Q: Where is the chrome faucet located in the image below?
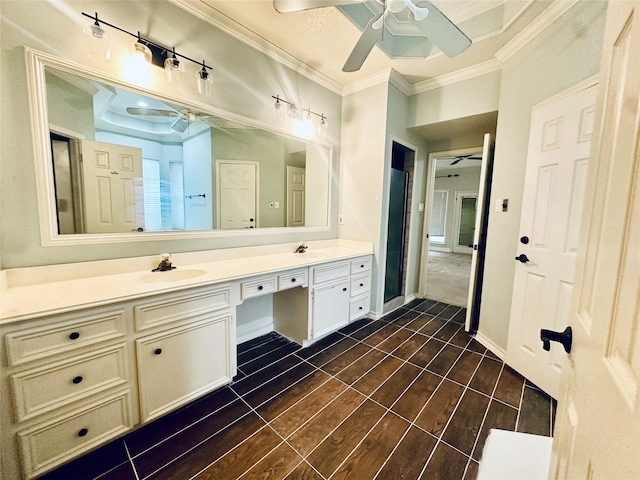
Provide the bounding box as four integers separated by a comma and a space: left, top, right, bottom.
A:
293, 243, 308, 254
152, 253, 176, 272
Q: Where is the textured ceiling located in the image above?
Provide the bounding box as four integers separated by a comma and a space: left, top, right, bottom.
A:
180, 0, 553, 88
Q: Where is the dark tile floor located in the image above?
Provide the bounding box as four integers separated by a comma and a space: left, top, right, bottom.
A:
41, 299, 556, 480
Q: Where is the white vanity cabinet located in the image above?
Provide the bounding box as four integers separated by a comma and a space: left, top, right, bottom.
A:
0, 283, 237, 479
133, 284, 236, 423
0, 306, 134, 479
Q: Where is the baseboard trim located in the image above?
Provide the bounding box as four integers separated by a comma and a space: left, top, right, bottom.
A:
475, 331, 506, 361
237, 323, 274, 345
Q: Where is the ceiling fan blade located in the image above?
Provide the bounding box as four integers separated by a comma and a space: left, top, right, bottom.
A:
273, 0, 365, 13
415, 1, 471, 57
450, 158, 463, 165
342, 13, 384, 72
126, 107, 180, 117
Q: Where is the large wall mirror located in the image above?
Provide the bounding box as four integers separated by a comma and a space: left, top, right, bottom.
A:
27, 49, 332, 246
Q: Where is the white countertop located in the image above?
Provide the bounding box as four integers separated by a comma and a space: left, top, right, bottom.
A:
0, 240, 373, 324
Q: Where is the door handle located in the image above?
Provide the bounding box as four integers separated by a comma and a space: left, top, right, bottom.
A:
515, 254, 529, 263
540, 327, 572, 353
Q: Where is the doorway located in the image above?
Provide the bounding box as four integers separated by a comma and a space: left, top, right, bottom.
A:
420, 134, 493, 331
383, 141, 415, 309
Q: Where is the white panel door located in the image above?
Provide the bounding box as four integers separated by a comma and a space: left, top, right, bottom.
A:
506, 82, 597, 398
286, 166, 305, 227
218, 162, 257, 230
80, 140, 144, 233
551, 2, 640, 478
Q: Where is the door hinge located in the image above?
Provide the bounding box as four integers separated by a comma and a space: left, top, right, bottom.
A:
473, 244, 478, 250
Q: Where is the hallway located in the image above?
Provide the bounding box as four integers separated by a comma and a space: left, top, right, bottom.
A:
42, 299, 555, 480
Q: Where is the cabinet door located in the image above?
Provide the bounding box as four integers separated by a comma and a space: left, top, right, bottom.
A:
136, 314, 233, 422
312, 280, 350, 339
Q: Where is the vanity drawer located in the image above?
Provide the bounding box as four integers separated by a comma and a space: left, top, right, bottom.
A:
278, 269, 308, 291
350, 295, 370, 321
4, 308, 126, 367
11, 344, 128, 422
312, 261, 350, 285
17, 389, 133, 479
350, 273, 371, 298
350, 256, 372, 275
135, 285, 231, 332
241, 275, 278, 300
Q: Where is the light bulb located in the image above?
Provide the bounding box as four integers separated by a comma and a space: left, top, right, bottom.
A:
196, 66, 212, 96
131, 41, 152, 69
317, 114, 328, 138
83, 19, 111, 63
164, 50, 185, 86
287, 104, 300, 120
271, 98, 284, 123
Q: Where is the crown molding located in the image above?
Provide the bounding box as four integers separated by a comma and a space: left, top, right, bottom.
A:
169, 0, 343, 95
496, 0, 580, 63
410, 59, 502, 95
342, 69, 392, 96
389, 69, 413, 96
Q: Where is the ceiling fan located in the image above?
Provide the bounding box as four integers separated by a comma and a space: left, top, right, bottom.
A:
125, 107, 233, 135
446, 154, 482, 166
273, 0, 471, 72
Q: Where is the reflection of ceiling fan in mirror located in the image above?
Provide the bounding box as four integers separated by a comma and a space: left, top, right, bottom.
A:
125, 107, 232, 135
273, 0, 471, 72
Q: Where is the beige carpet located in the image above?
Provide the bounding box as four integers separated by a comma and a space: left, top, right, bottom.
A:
425, 250, 472, 307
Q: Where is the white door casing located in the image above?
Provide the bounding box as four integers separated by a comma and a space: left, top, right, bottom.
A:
80, 140, 144, 233
464, 133, 492, 332
506, 81, 597, 399
551, 2, 640, 478
216, 161, 258, 230
286, 166, 305, 227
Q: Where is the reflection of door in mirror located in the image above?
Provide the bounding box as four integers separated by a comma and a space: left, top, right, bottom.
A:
286, 166, 305, 227
454, 193, 478, 253
217, 161, 257, 229
80, 140, 144, 233
429, 190, 448, 244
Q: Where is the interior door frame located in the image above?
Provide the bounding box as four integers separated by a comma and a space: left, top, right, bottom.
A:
215, 159, 260, 230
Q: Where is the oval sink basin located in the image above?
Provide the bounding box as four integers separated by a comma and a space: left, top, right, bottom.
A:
142, 269, 207, 284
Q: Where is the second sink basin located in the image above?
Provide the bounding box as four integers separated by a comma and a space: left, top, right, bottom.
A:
142, 269, 207, 284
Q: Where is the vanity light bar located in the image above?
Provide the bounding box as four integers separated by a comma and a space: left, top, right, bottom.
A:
271, 95, 327, 123
81, 12, 213, 72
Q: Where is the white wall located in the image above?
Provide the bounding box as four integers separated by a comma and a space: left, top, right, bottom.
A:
478, 0, 606, 350
0, 0, 342, 268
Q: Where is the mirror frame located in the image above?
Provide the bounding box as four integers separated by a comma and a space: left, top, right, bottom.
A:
26, 48, 334, 246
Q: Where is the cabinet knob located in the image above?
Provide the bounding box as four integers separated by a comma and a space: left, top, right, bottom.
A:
359, 306, 363, 310
258, 285, 264, 291
154, 348, 162, 355
360, 283, 364, 287
291, 278, 296, 282
69, 332, 80, 340
72, 376, 83, 384
343, 287, 347, 292
360, 264, 364, 268
78, 428, 88, 437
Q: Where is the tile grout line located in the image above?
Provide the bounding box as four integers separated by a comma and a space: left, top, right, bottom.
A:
514, 372, 528, 432
461, 362, 506, 478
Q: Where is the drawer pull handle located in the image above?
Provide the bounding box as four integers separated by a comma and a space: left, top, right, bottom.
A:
258, 285, 264, 291
69, 332, 80, 340
291, 278, 296, 282
72, 376, 83, 384
78, 428, 88, 437
154, 348, 162, 355
343, 287, 347, 292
